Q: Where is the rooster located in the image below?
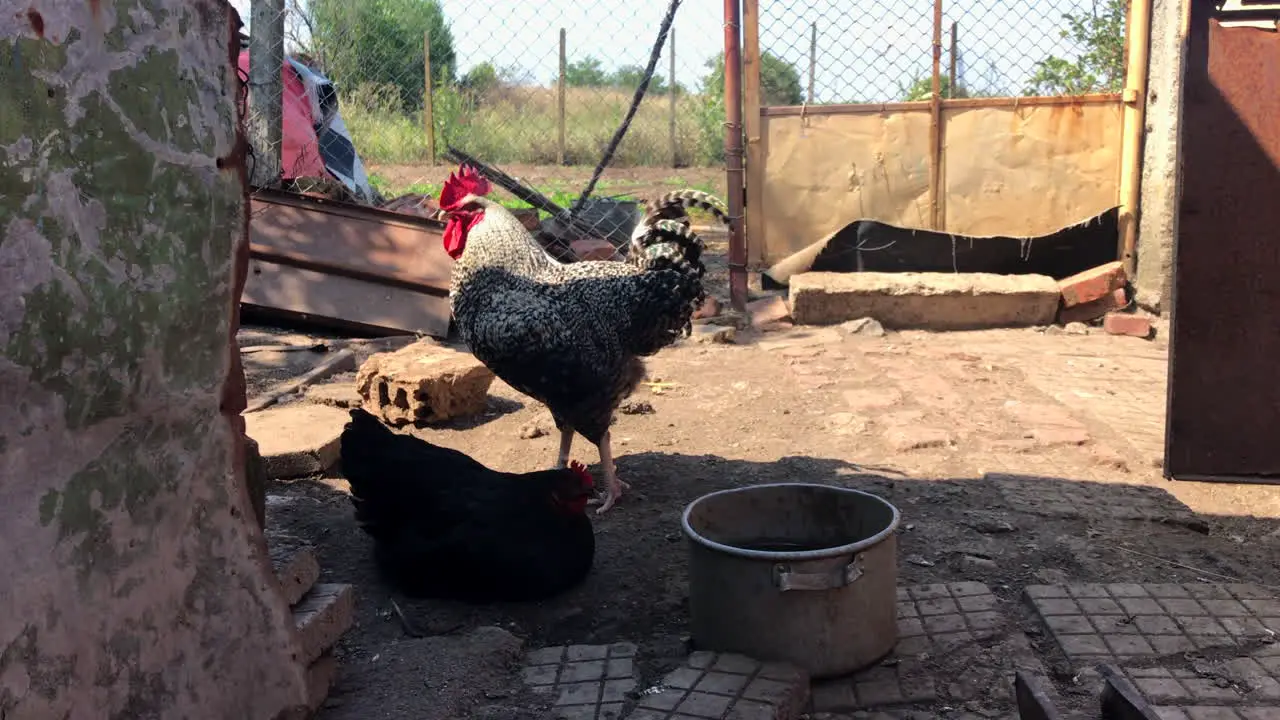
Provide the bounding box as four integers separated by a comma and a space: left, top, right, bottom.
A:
339, 408, 596, 602
439, 165, 729, 513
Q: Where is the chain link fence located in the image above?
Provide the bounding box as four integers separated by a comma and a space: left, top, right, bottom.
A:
233, 0, 730, 264
759, 0, 1127, 105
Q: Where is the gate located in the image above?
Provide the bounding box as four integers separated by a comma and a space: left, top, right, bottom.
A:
1166, 0, 1280, 481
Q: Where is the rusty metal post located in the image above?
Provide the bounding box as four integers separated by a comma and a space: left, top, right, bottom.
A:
927, 0, 944, 230
724, 0, 748, 311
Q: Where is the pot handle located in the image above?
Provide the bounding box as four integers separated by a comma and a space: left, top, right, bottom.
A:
772, 555, 864, 592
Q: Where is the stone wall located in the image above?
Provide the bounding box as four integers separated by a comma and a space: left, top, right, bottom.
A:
0, 1, 309, 718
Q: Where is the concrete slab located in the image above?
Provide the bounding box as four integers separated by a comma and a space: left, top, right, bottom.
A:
788, 271, 1061, 329
629, 651, 809, 720
243, 404, 350, 478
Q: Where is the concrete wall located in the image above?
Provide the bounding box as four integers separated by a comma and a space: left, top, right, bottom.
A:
0, 2, 310, 718
1135, 0, 1190, 313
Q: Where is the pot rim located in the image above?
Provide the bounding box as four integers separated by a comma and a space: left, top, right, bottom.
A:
681, 483, 901, 562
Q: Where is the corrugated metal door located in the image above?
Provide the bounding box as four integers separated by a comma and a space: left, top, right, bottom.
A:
1166, 1, 1280, 481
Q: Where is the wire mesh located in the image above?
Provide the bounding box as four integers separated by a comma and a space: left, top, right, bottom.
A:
232, 0, 730, 263
758, 0, 1128, 105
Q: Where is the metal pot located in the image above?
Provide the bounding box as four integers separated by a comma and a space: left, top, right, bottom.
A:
681, 483, 901, 678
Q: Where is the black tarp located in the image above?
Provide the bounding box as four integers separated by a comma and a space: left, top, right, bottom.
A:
762, 206, 1120, 289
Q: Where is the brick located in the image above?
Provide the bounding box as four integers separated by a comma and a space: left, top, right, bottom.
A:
305, 652, 338, 713
571, 238, 616, 260
355, 342, 496, 425
747, 295, 792, 328
693, 296, 721, 319
523, 664, 558, 686
511, 208, 541, 231
601, 678, 635, 703
267, 530, 320, 607
1059, 286, 1128, 323
1103, 312, 1154, 338
1058, 261, 1127, 307
555, 681, 600, 706
293, 583, 355, 666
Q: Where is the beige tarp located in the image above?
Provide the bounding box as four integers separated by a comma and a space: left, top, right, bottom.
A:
749, 100, 1124, 265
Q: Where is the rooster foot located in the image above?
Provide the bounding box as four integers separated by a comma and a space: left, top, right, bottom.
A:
588, 477, 630, 514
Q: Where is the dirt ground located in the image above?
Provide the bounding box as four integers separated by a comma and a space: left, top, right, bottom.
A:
244, 248, 1280, 718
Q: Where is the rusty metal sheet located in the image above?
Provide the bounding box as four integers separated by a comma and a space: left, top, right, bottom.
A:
244, 189, 454, 337
1166, 4, 1280, 481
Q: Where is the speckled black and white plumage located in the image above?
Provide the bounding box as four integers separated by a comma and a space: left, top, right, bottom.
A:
448, 189, 729, 449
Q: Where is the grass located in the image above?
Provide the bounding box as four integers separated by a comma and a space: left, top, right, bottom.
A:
342, 82, 726, 168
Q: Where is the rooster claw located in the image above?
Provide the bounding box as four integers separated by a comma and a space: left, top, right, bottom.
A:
587, 478, 629, 514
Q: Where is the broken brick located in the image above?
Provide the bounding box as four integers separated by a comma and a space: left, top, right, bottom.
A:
693, 296, 721, 319
571, 239, 616, 261
1058, 261, 1126, 307
1059, 287, 1127, 324
1103, 312, 1153, 339
747, 295, 791, 328
511, 208, 541, 231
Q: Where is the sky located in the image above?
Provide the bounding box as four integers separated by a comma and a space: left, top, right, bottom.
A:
229, 0, 1095, 104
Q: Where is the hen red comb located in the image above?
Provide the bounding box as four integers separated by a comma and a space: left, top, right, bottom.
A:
438, 164, 492, 210
567, 460, 594, 489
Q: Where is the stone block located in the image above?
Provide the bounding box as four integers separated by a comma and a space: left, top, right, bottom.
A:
788, 271, 1061, 329
355, 340, 495, 425
244, 404, 350, 478
293, 583, 356, 666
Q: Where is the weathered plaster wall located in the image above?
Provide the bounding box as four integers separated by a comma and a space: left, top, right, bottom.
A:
1135, 0, 1190, 313
0, 1, 309, 718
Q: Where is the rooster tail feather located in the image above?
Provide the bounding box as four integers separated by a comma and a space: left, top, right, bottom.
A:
641, 189, 730, 228
628, 220, 706, 278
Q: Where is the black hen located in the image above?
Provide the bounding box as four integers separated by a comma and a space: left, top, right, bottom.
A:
338, 408, 596, 603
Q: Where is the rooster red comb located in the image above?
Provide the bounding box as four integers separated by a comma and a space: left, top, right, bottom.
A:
567, 460, 594, 490
438, 164, 492, 210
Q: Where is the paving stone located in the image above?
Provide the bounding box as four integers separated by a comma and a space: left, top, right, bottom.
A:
1027, 582, 1280, 712
986, 473, 1210, 532
633, 652, 808, 720
523, 643, 639, 718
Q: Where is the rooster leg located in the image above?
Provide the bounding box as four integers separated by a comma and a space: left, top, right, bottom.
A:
590, 430, 631, 514
556, 427, 574, 468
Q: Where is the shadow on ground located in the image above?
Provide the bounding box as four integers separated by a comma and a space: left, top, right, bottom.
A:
266, 451, 1280, 719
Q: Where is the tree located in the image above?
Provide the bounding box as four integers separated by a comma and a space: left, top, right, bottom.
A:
1025, 0, 1126, 96
564, 57, 609, 87
700, 51, 803, 106
900, 74, 969, 101
460, 62, 500, 95
610, 65, 671, 94
309, 0, 456, 109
